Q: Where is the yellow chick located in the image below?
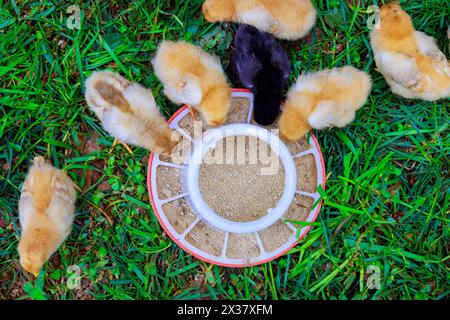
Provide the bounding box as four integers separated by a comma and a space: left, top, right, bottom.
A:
202, 0, 316, 40
370, 2, 450, 101
18, 157, 76, 276
279, 66, 372, 141
85, 71, 178, 156
152, 41, 232, 126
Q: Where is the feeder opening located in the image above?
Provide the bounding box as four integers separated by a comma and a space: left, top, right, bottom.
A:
198, 135, 285, 222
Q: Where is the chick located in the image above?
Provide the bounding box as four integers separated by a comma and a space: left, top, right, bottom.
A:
85, 71, 178, 156
279, 66, 372, 141
18, 157, 76, 276
202, 0, 317, 40
152, 41, 232, 126
233, 24, 290, 125
370, 2, 450, 101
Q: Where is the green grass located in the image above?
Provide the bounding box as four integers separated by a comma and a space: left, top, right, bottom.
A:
0, 0, 449, 300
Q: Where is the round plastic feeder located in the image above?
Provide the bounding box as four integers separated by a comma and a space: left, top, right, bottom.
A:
148, 89, 326, 267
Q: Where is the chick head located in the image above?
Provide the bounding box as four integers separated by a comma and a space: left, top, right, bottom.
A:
18, 235, 51, 276
205, 113, 228, 127
18, 223, 63, 276
154, 130, 182, 157
202, 0, 235, 22
201, 86, 232, 127
380, 2, 414, 34
278, 103, 310, 142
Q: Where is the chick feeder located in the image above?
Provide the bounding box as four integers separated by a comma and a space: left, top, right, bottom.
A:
147, 89, 326, 267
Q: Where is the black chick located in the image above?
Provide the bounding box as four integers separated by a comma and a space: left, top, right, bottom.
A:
232, 24, 291, 126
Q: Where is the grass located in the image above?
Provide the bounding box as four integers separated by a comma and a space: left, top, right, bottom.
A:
0, 0, 449, 300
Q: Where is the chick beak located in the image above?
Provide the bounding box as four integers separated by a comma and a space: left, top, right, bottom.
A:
32, 272, 39, 277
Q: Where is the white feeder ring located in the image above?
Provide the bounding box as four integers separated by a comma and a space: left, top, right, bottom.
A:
186, 124, 297, 234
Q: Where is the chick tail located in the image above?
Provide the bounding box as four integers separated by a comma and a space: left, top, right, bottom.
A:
336, 67, 372, 111
51, 173, 76, 201
202, 0, 236, 22
165, 73, 203, 106
265, 0, 317, 40
351, 70, 372, 109
85, 71, 132, 114
289, 0, 317, 40
308, 100, 347, 129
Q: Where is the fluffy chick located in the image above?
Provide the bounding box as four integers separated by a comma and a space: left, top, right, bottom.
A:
202, 0, 316, 40
370, 2, 450, 101
233, 24, 290, 125
85, 71, 177, 155
279, 66, 372, 141
18, 157, 76, 276
152, 41, 232, 126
